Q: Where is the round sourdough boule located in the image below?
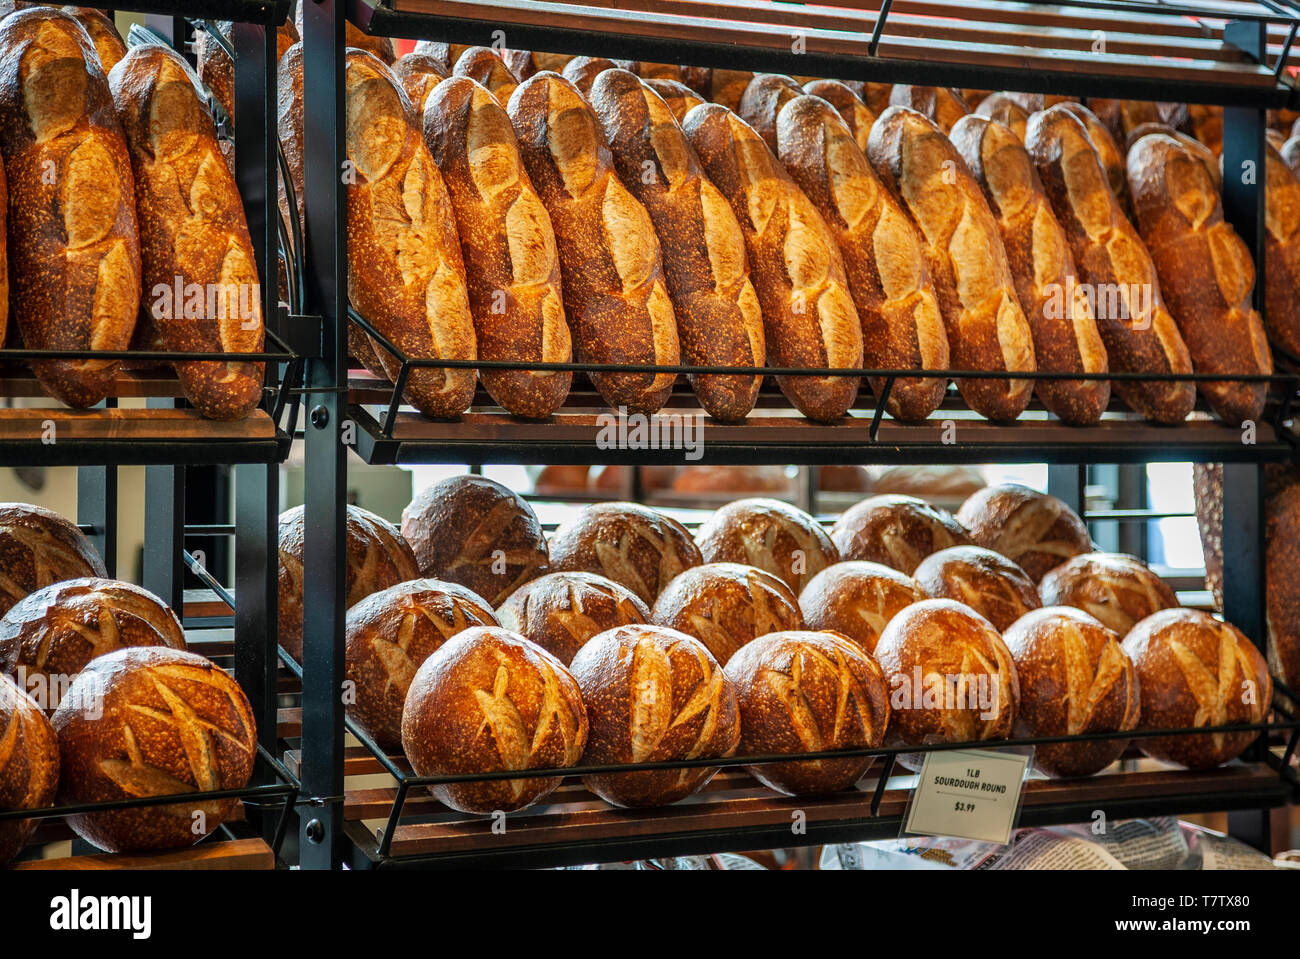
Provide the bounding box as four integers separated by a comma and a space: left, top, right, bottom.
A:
495, 570, 649, 665
0, 674, 59, 863
0, 502, 107, 618
798, 561, 925, 654
1002, 606, 1140, 778
724, 630, 889, 795
956, 483, 1093, 583
401, 475, 549, 608
913, 546, 1041, 631
694, 498, 839, 595
345, 579, 498, 751
1123, 609, 1271, 769
568, 623, 739, 807
51, 646, 258, 853
830, 495, 973, 575
278, 504, 420, 662
548, 503, 701, 605
650, 563, 803, 665
1039, 552, 1178, 636
873, 599, 1020, 768
0, 578, 187, 713
401, 626, 587, 813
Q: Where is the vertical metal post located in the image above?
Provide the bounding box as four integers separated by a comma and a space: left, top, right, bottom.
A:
143, 462, 185, 611
299, 0, 348, 871
77, 466, 118, 579
1046, 464, 1085, 518
1223, 19, 1268, 317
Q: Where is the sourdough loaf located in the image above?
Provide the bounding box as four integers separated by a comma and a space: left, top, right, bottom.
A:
496, 570, 649, 665
694, 497, 839, 594
0, 503, 106, 618
830, 494, 973, 574
0, 674, 57, 862
1038, 552, 1178, 636
797, 560, 924, 654
913, 545, 1042, 631
956, 483, 1093, 582
650, 562, 802, 664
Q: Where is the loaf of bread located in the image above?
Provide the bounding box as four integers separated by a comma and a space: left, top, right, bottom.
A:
830, 494, 972, 574
413, 40, 470, 73
0, 674, 58, 863
867, 107, 1036, 421
1185, 103, 1223, 155
873, 599, 1019, 767
1038, 552, 1177, 636
645, 77, 705, 122
956, 483, 1093, 583
845, 81, 892, 116
632, 61, 684, 82
345, 579, 497, 751
52, 646, 257, 851
914, 546, 1041, 631
422, 76, 572, 418
684, 103, 863, 421
687, 67, 753, 112
1087, 98, 1160, 144
568, 623, 739, 806
0, 503, 106, 618
62, 6, 124, 73
801, 80, 876, 150
560, 56, 621, 97
1003, 606, 1140, 777
737, 73, 803, 153
589, 70, 764, 421
961, 89, 993, 109
1054, 101, 1130, 213
1127, 132, 1271, 425
496, 570, 649, 665
797, 560, 923, 654
1026, 106, 1195, 423
650, 562, 802, 664
818, 464, 872, 493
975, 93, 1029, 140
345, 50, 478, 417
870, 465, 986, 501
950, 114, 1110, 425
110, 45, 266, 421
403, 626, 588, 814
695, 498, 839, 594
724, 629, 889, 795
297, 4, 393, 62
778, 95, 949, 422
888, 85, 969, 133
452, 46, 518, 105
1263, 143, 1300, 359
500, 49, 573, 82
277, 504, 420, 662
548, 502, 701, 604
0, 8, 142, 408
1123, 608, 1271, 769
195, 18, 297, 130
1266, 483, 1300, 690
509, 72, 680, 414
392, 51, 449, 113
1125, 123, 1220, 192
669, 464, 788, 494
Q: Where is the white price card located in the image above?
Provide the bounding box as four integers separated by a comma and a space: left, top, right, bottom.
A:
903, 748, 1032, 845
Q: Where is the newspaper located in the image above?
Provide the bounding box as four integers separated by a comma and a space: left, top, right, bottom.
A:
979, 830, 1126, 870
1184, 826, 1279, 871
1049, 816, 1190, 870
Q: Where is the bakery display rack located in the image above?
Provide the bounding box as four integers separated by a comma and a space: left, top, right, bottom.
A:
277, 0, 1300, 868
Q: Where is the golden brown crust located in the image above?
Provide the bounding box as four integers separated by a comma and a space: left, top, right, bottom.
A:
1127, 132, 1271, 425
195, 18, 297, 130
650, 562, 802, 664
956, 483, 1093, 583
1025, 105, 1195, 423
644, 77, 704, 123
724, 629, 889, 795
1263, 143, 1300, 358
110, 45, 265, 421
345, 578, 497, 751
391, 51, 449, 115
867, 106, 1035, 421
0, 674, 58, 862
590, 69, 764, 421
1123, 608, 1271, 769
950, 114, 1109, 425
1003, 606, 1140, 777
888, 85, 969, 134
569, 623, 738, 807
500, 49, 574, 83
975, 93, 1030, 141
496, 570, 649, 665
0, 8, 142, 408
1266, 483, 1300, 690
51, 646, 257, 852
1039, 552, 1178, 636
801, 80, 877, 151
559, 56, 620, 98
829, 494, 973, 575
845, 81, 892, 116
422, 76, 572, 418
797, 560, 924, 654
0, 502, 106, 618
451, 46, 517, 106
708, 69, 755, 113
694, 497, 839, 595
683, 103, 862, 422
548, 502, 701, 605
736, 73, 802, 153
631, 61, 684, 83
412, 41, 470, 74
779, 95, 949, 421
61, 6, 123, 73
1087, 97, 1160, 145
1054, 101, 1130, 212
1185, 103, 1223, 156
913, 545, 1041, 631
508, 72, 680, 413
401, 626, 588, 814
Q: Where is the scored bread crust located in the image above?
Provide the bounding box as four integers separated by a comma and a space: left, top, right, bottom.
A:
0, 675, 59, 863
500, 49, 575, 84
736, 72, 802, 153
1264, 143, 1300, 359
495, 570, 650, 666
195, 17, 297, 132
683, 102, 862, 422
1025, 105, 1195, 424
422, 76, 572, 419
589, 69, 764, 422
951, 114, 1109, 425
507, 72, 680, 414
412, 40, 470, 74
1056, 102, 1131, 213
801, 79, 877, 151
0, 8, 142, 408
913, 545, 1042, 632
888, 85, 970, 134
956, 483, 1093, 583
975, 93, 1030, 141
866, 106, 1036, 422
345, 49, 478, 418
829, 494, 973, 575
644, 77, 705, 123
797, 560, 924, 655
1127, 132, 1271, 425
779, 94, 949, 422
1038, 551, 1178, 636
391, 51, 449, 115
0, 502, 107, 618
451, 46, 518, 106
560, 56, 621, 98
694, 496, 840, 595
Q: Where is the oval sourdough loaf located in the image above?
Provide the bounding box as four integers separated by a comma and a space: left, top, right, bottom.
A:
0, 503, 106, 618
496, 570, 649, 665
0, 674, 58, 862
650, 562, 802, 664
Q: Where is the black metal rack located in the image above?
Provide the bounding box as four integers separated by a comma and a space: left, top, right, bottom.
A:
291, 0, 1300, 869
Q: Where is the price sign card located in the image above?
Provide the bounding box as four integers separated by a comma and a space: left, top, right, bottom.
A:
903, 748, 1032, 845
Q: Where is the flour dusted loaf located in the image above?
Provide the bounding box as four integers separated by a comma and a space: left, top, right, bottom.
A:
736, 72, 802, 153
1038, 552, 1178, 636
802, 80, 877, 150
508, 72, 680, 414
452, 46, 518, 106
52, 646, 257, 852
694, 497, 839, 595
0, 674, 58, 862
569, 623, 739, 806
650, 562, 802, 664
496, 570, 649, 665
422, 76, 572, 419
956, 483, 1093, 583
797, 560, 924, 654
975, 93, 1029, 140
0, 8, 142, 408
62, 6, 124, 73
0, 503, 106, 618
724, 629, 889, 795
391, 51, 449, 113
889, 85, 969, 133
829, 494, 972, 575
401, 626, 587, 813
500, 49, 574, 83
645, 77, 704, 122
913, 546, 1041, 631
